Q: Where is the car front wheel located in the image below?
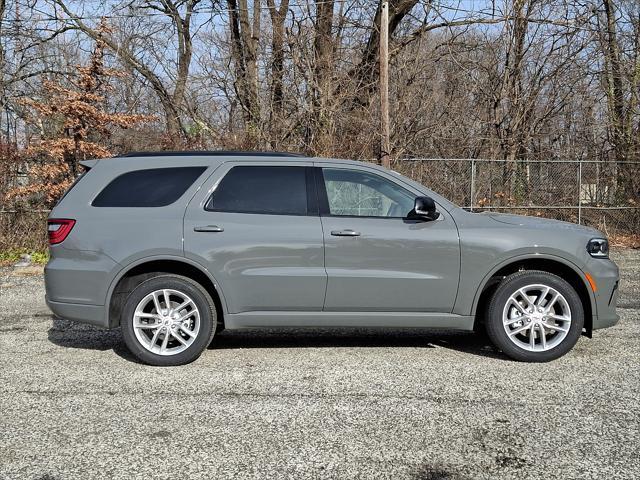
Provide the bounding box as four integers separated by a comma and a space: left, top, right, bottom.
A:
121, 274, 216, 366
485, 270, 584, 362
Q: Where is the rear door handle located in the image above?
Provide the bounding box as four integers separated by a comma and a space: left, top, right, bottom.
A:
194, 225, 224, 233
331, 229, 361, 237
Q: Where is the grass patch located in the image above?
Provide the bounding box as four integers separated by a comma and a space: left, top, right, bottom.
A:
0, 249, 49, 266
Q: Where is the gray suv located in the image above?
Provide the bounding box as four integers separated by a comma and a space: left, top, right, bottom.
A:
45, 152, 619, 366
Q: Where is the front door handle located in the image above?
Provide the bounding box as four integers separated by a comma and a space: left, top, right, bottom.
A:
194, 225, 224, 233
331, 229, 361, 237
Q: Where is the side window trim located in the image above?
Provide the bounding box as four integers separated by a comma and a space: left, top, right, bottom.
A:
204, 165, 318, 217
314, 166, 330, 216
305, 167, 319, 216
314, 166, 416, 219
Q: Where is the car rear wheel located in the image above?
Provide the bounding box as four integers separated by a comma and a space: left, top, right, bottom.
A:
485, 270, 584, 362
121, 274, 216, 366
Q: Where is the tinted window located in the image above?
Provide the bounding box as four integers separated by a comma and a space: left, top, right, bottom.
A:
322, 168, 415, 217
206, 166, 309, 215
93, 167, 206, 207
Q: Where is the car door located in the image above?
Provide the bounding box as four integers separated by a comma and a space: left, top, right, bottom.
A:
316, 164, 460, 313
184, 162, 326, 313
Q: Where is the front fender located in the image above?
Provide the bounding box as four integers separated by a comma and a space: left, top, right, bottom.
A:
454, 250, 595, 318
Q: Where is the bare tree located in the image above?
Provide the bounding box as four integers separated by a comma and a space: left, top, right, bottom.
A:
349, 0, 419, 108
53, 0, 201, 140
311, 0, 335, 154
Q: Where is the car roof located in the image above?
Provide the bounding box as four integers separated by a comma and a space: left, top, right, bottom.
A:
86, 151, 373, 169
114, 150, 305, 158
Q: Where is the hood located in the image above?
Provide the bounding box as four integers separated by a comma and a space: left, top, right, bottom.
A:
482, 212, 602, 235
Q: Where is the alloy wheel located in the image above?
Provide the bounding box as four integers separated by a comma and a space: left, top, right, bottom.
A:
132, 288, 201, 356
502, 283, 572, 352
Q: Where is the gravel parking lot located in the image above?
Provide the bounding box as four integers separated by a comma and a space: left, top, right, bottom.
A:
0, 250, 638, 480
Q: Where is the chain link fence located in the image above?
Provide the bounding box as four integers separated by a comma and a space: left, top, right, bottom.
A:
395, 159, 640, 237
1, 158, 639, 251
0, 210, 50, 251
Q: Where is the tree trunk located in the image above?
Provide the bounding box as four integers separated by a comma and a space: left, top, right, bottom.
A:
312, 0, 335, 155
602, 0, 627, 164
495, 0, 529, 199
170, 1, 195, 134
227, 0, 261, 144
267, 0, 289, 147
0, 0, 6, 138
600, 0, 640, 202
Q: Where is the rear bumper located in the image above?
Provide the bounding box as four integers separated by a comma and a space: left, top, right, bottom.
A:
46, 296, 108, 328
44, 247, 116, 328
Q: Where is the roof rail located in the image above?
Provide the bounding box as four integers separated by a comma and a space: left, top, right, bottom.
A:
115, 150, 305, 158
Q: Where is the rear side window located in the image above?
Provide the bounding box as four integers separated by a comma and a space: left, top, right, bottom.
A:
92, 167, 206, 207
206, 166, 310, 215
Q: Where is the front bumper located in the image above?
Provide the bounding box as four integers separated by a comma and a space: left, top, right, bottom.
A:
589, 259, 619, 330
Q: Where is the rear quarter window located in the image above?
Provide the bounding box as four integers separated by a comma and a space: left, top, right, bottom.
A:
92, 167, 206, 207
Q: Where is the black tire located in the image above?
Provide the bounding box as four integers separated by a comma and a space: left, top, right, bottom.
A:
121, 274, 216, 366
485, 270, 584, 362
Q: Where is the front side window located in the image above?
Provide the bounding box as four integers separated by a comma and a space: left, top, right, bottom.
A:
92, 167, 206, 207
321, 168, 415, 218
206, 165, 310, 215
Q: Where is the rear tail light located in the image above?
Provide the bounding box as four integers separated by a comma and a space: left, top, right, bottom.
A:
48, 219, 76, 245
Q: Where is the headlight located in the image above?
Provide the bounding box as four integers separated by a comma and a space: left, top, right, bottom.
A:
587, 238, 609, 258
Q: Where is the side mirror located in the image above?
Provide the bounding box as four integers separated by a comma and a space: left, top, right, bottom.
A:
408, 196, 440, 221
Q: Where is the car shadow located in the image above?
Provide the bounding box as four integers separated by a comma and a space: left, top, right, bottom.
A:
47, 316, 140, 363
47, 317, 507, 361
210, 327, 506, 359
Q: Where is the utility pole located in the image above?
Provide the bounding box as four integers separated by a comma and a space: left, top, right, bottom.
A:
379, 0, 390, 168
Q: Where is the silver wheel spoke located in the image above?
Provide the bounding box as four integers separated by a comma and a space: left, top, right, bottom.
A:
176, 311, 195, 323
536, 287, 550, 306
179, 326, 197, 338
545, 292, 560, 311
152, 292, 162, 314
538, 324, 547, 349
159, 330, 170, 353
163, 290, 171, 311
529, 326, 536, 348
173, 299, 193, 313
150, 327, 162, 347
170, 329, 188, 345
518, 289, 534, 309
508, 298, 527, 315
508, 323, 531, 337
504, 315, 525, 325
134, 317, 161, 329
543, 321, 568, 333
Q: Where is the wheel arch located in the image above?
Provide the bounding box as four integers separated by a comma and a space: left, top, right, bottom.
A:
106, 256, 228, 328
472, 254, 595, 336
